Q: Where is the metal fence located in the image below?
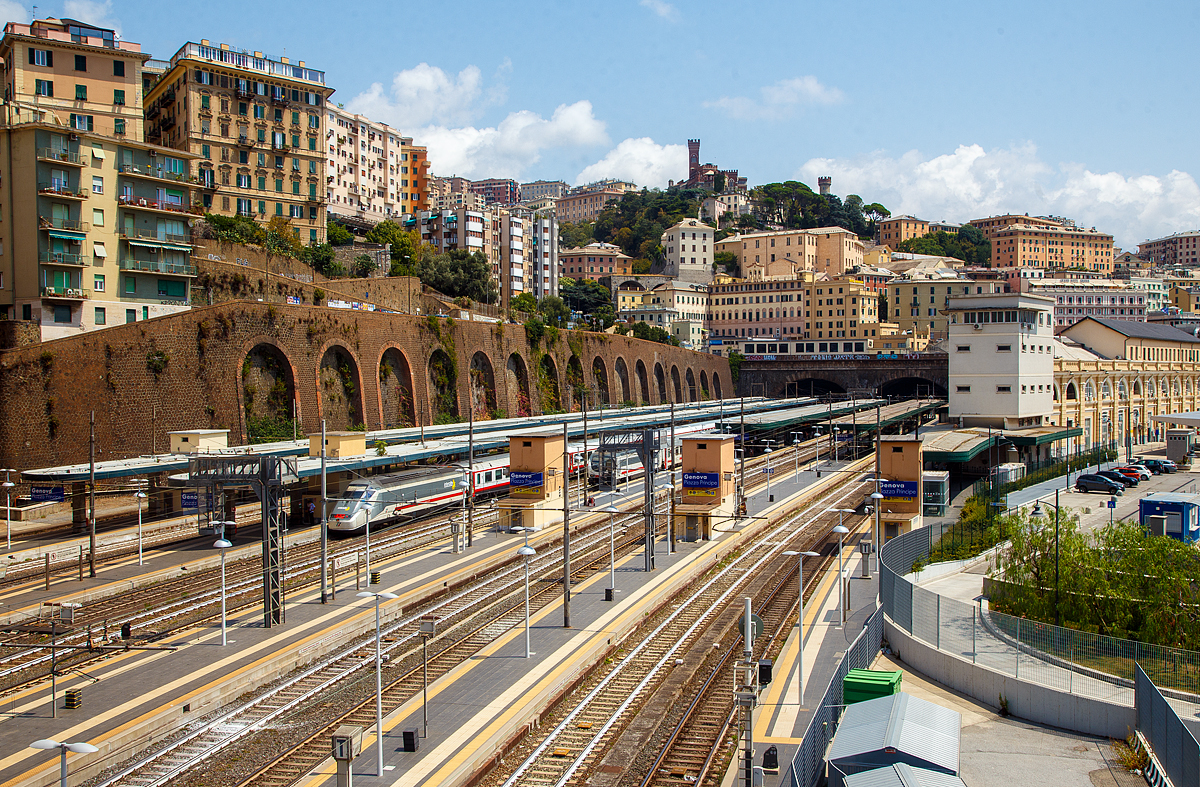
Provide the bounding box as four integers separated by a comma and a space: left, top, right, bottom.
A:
788, 607, 884, 787
880, 524, 1200, 706
1136, 663, 1200, 787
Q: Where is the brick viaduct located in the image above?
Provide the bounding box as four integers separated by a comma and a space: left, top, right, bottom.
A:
736, 356, 948, 399
0, 302, 731, 469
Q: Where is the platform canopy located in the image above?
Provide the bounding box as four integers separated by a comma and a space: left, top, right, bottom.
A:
1151, 411, 1200, 427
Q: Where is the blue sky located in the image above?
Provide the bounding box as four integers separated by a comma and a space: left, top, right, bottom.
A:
14, 0, 1200, 246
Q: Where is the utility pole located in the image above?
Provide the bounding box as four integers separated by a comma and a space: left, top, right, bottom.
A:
739, 397, 746, 515
320, 419, 328, 604
669, 402, 676, 553
562, 421, 571, 627
643, 427, 655, 571
581, 398, 588, 511
88, 411, 96, 578
467, 406, 474, 548
875, 402, 882, 574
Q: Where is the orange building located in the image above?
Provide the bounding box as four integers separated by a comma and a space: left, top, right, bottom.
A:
560, 242, 631, 281
555, 187, 624, 223
989, 222, 1114, 273
877, 215, 929, 248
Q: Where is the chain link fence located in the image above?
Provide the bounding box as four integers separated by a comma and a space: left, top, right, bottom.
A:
1136, 663, 1200, 787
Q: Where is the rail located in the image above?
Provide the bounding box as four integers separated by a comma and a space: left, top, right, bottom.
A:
1136, 663, 1200, 787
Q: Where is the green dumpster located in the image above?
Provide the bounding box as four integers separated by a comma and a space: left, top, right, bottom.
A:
843, 669, 902, 705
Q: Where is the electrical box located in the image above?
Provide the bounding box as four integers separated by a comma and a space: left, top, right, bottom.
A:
402, 728, 420, 752
331, 725, 363, 761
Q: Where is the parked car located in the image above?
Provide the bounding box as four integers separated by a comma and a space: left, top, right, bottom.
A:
1117, 465, 1152, 481
1139, 458, 1178, 473
1098, 470, 1138, 487
1113, 469, 1144, 485
1076, 474, 1124, 495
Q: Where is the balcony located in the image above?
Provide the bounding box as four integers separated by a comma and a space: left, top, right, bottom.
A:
41, 285, 89, 300
37, 148, 84, 165
39, 251, 85, 266
271, 141, 290, 152
118, 163, 191, 185
119, 258, 198, 277
238, 135, 254, 147
39, 216, 89, 232
119, 227, 192, 246
117, 194, 196, 215
38, 182, 89, 199
305, 194, 326, 204
271, 94, 290, 106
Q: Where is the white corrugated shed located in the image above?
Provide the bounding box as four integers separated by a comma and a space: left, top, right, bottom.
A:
826, 693, 961, 787
843, 762, 967, 787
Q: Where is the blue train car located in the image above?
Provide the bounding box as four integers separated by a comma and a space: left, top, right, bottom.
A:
1139, 493, 1200, 543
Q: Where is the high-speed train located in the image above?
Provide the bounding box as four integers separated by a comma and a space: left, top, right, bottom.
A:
587, 421, 718, 487
327, 439, 597, 535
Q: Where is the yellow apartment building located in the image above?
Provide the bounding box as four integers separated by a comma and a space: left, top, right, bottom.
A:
876, 215, 928, 248
968, 213, 1064, 242
555, 187, 623, 223
0, 19, 149, 139
887, 273, 1002, 340
989, 222, 1114, 272
143, 41, 334, 245
721, 227, 864, 280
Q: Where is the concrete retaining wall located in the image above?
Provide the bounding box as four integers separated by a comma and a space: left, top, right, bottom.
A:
885, 618, 1136, 739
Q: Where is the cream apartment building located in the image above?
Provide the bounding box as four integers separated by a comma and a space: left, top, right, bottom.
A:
720, 227, 864, 280
887, 271, 1002, 340
326, 105, 430, 228
661, 218, 714, 284
144, 40, 334, 244
1139, 230, 1200, 267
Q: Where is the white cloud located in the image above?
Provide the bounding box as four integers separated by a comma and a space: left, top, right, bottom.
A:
575, 138, 687, 189
0, 0, 30, 24
418, 101, 608, 180
348, 63, 498, 128
639, 0, 679, 21
796, 143, 1200, 249
62, 0, 120, 35
706, 76, 844, 120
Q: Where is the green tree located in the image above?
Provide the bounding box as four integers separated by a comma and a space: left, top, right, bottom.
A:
204, 213, 264, 245
631, 259, 651, 275
264, 215, 303, 258
304, 243, 347, 278
727, 350, 744, 385
510, 292, 537, 314
559, 221, 595, 248
415, 249, 497, 303
560, 277, 613, 315
591, 187, 704, 261
326, 221, 355, 246
714, 251, 739, 276
352, 254, 378, 278
537, 295, 570, 328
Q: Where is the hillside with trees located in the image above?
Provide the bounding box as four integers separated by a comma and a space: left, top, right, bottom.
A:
591, 188, 705, 269
747, 181, 889, 238
894, 225, 990, 265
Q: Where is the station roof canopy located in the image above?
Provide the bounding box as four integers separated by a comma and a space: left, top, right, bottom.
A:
827, 692, 961, 782
1151, 411, 1200, 427
843, 763, 967, 787
919, 429, 996, 464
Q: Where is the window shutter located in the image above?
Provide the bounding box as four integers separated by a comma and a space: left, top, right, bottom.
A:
47, 51, 52, 67
87, 116, 94, 132
28, 47, 34, 65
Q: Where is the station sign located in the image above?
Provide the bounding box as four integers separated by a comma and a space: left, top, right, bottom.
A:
879, 480, 919, 502
510, 470, 544, 496
182, 492, 199, 509
31, 486, 64, 503
682, 472, 719, 489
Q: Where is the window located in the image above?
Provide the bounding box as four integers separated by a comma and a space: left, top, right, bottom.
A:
74, 54, 86, 72
956, 385, 971, 393
94, 307, 106, 325
93, 273, 105, 291
75, 84, 88, 100
92, 175, 103, 194
997, 385, 1012, 393
292, 181, 300, 195
202, 144, 210, 160
239, 101, 248, 115
29, 48, 52, 67
201, 94, 210, 110
276, 202, 283, 216
114, 118, 125, 135
275, 178, 283, 192
258, 176, 266, 190
236, 173, 250, 188
126, 309, 136, 323
92, 208, 103, 226
35, 79, 52, 96
997, 344, 1012, 352
113, 89, 124, 105
158, 279, 186, 297
113, 60, 124, 77
125, 276, 136, 295
254, 104, 265, 119
53, 305, 71, 323
70, 114, 93, 131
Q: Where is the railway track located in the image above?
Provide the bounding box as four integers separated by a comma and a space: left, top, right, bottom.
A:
88, 506, 656, 787
492, 469, 870, 787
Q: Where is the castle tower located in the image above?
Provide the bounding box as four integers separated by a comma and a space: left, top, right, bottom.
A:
818, 176, 832, 195
688, 139, 701, 182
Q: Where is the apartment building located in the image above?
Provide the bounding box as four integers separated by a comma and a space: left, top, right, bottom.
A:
469, 178, 519, 206
526, 213, 558, 299
725, 227, 865, 280
707, 273, 880, 354
887, 271, 1002, 340
418, 207, 527, 308
661, 218, 714, 284
876, 215, 928, 248
989, 221, 1114, 273
0, 124, 199, 336
520, 180, 568, 201
621, 280, 709, 325
1026, 280, 1146, 328
144, 41, 334, 244
325, 106, 430, 228
0, 19, 149, 139
946, 293, 1056, 430
968, 213, 1067, 242
699, 192, 750, 224
560, 242, 631, 282
1139, 230, 1200, 267
555, 186, 623, 223
1127, 277, 1169, 313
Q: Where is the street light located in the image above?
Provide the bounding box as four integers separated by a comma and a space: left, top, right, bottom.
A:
134, 487, 147, 566
791, 435, 802, 482
3, 469, 14, 551
831, 523, 850, 628
870, 491, 884, 576
518, 545, 536, 657
813, 427, 822, 478
601, 505, 620, 593
29, 739, 99, 787
763, 443, 775, 502
356, 590, 399, 776
781, 550, 821, 705
1029, 489, 1062, 627
214, 538, 232, 646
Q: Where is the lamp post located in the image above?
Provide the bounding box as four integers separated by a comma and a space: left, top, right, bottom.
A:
214, 538, 232, 645
781, 550, 821, 705
813, 427, 822, 478
1029, 489, 1062, 627
764, 445, 774, 501
3, 469, 14, 551
831, 523, 850, 628
658, 481, 674, 552
134, 487, 147, 566
29, 739, 99, 787
518, 545, 535, 657
356, 590, 398, 776
870, 491, 884, 577
601, 505, 619, 592
791, 433, 803, 481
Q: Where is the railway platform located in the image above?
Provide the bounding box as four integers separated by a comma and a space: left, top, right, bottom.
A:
0, 456, 863, 787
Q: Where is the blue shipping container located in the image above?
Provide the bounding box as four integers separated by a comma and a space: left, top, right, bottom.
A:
1138, 493, 1200, 543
